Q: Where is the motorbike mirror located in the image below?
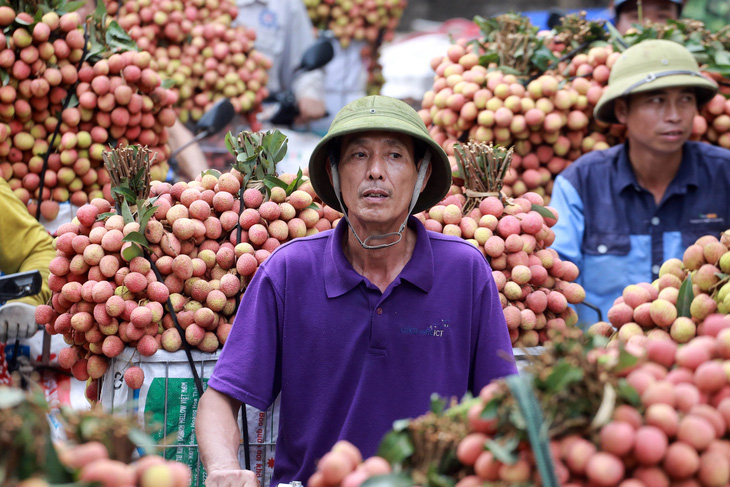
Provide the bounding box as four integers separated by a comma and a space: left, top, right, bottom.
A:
0, 270, 42, 301
298, 37, 334, 72
195, 98, 235, 136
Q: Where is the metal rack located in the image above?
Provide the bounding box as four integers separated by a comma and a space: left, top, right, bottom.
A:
100, 350, 279, 487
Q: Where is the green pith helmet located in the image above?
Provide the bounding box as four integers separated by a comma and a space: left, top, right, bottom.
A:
308, 95, 452, 215
594, 39, 718, 124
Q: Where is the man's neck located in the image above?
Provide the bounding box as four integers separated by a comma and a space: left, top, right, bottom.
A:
343, 222, 418, 293
627, 142, 684, 205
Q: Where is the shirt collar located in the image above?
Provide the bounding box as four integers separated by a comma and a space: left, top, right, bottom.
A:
324, 216, 434, 298
615, 141, 700, 194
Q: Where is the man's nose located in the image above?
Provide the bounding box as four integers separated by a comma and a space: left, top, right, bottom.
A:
367, 155, 385, 179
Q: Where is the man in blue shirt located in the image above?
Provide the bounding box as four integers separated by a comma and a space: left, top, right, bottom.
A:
550, 39, 730, 327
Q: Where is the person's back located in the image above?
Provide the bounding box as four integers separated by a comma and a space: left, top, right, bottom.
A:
233, 0, 326, 123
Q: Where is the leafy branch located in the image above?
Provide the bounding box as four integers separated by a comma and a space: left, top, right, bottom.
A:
225, 128, 288, 193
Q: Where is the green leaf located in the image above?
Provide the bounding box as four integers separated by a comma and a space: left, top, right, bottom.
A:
202, 169, 222, 179
138, 204, 158, 233
426, 467, 456, 487
617, 378, 640, 406
13, 16, 30, 26
614, 347, 639, 374
122, 231, 151, 249
377, 430, 414, 465
113, 186, 137, 206
361, 474, 413, 487
161, 78, 175, 89
64, 0, 87, 12
542, 359, 584, 393
676, 274, 694, 318
485, 436, 519, 465
43, 434, 74, 483
128, 428, 157, 455
120, 199, 134, 224
96, 211, 116, 221
0, 68, 8, 87
105, 20, 138, 52
479, 52, 499, 66
122, 243, 143, 261
263, 175, 288, 191
531, 204, 556, 220
94, 0, 107, 18
430, 393, 447, 415
480, 397, 499, 420
225, 132, 236, 156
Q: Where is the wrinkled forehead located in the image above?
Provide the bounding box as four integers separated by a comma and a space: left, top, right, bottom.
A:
339, 130, 415, 152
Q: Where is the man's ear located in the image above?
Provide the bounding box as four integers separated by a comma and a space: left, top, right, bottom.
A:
614, 97, 628, 125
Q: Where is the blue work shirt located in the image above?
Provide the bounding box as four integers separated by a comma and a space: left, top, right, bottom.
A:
549, 141, 730, 327
209, 216, 517, 485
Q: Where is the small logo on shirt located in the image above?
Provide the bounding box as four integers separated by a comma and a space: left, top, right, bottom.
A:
690, 213, 724, 224
401, 320, 449, 337
258, 8, 278, 29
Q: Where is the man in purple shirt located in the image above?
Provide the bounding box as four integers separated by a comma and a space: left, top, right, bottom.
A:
196, 95, 517, 487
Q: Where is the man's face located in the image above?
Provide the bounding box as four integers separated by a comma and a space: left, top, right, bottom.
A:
615, 0, 681, 34
333, 131, 430, 228
615, 86, 697, 156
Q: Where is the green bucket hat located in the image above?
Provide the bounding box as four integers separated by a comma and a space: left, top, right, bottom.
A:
308, 95, 451, 215
594, 39, 718, 124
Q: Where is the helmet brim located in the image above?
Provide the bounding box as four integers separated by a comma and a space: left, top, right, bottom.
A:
308, 100, 452, 215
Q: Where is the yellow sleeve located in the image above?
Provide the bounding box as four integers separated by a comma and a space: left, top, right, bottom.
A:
0, 178, 57, 307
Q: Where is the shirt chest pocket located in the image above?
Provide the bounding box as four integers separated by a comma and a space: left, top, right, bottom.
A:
582, 231, 631, 257
580, 231, 636, 299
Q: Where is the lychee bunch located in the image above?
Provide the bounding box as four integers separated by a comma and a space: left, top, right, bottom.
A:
0, 6, 176, 221
103, 0, 271, 123
38, 167, 343, 396
416, 189, 584, 346
601, 230, 730, 345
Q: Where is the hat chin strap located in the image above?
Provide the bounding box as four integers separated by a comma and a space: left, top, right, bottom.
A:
330, 151, 431, 250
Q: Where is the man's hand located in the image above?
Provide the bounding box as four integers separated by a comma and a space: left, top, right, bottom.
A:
0, 302, 39, 342
296, 97, 326, 124
205, 469, 260, 487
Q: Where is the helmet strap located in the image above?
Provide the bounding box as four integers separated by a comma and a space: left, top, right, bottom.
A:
329, 150, 431, 250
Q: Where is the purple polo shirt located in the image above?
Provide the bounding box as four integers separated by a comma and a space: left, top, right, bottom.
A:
208, 216, 516, 485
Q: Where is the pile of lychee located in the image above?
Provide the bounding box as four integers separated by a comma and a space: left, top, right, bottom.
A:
54, 440, 191, 487
420, 30, 730, 202
309, 317, 730, 487
601, 230, 730, 345
305, 0, 407, 49
305, 0, 406, 95
104, 0, 271, 124
415, 190, 585, 346
0, 6, 175, 221
36, 167, 342, 397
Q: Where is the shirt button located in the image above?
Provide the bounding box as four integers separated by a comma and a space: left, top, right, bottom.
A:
652, 264, 660, 274
376, 307, 383, 315
651, 217, 660, 226
597, 244, 608, 254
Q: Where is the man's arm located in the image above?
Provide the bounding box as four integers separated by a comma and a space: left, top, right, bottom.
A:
167, 120, 209, 182
287, 0, 326, 123
547, 174, 586, 274
196, 387, 259, 487
0, 178, 55, 307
